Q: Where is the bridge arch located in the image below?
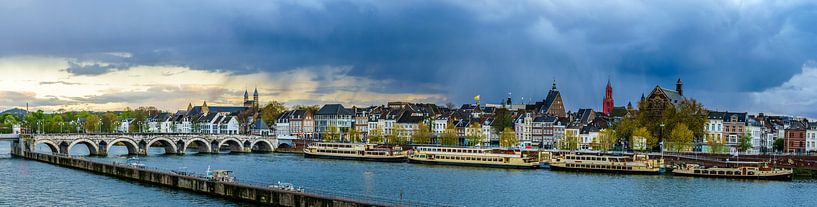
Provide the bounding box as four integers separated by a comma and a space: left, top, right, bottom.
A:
104, 138, 140, 155
147, 137, 178, 155
183, 138, 212, 154
250, 139, 274, 153
277, 143, 292, 149
34, 140, 60, 154
68, 138, 100, 156
218, 138, 244, 153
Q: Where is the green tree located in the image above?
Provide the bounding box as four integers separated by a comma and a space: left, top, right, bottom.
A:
667, 123, 694, 152
773, 138, 784, 152
129, 107, 147, 133
101, 112, 119, 133
499, 127, 518, 148
560, 132, 579, 150
491, 109, 514, 133
324, 123, 340, 142
412, 122, 432, 144
293, 105, 320, 112
630, 127, 653, 151
738, 133, 753, 152
466, 123, 484, 146
368, 127, 384, 144
707, 135, 726, 154
348, 127, 361, 143
386, 127, 400, 145
595, 129, 617, 151
440, 121, 459, 146
84, 114, 101, 133
260, 101, 288, 125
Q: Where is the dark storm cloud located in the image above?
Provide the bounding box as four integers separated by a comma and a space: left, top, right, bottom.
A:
2, 1, 817, 114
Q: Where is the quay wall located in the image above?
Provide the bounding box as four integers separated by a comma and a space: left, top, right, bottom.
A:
14, 151, 385, 207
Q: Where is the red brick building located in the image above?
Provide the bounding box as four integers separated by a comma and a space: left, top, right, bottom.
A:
785, 122, 806, 153
602, 79, 614, 115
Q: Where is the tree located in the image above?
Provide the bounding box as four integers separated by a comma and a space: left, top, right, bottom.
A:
631, 127, 653, 152
440, 121, 459, 146
773, 138, 784, 152
324, 123, 340, 142
499, 127, 518, 148
368, 127, 384, 144
466, 123, 484, 146
560, 132, 579, 150
348, 127, 361, 143
445, 102, 456, 109
412, 122, 432, 145
84, 114, 101, 133
707, 135, 726, 154
260, 101, 287, 126
595, 129, 617, 151
386, 127, 400, 145
667, 123, 694, 152
101, 112, 119, 133
738, 133, 753, 152
293, 105, 320, 112
129, 107, 147, 133
491, 109, 514, 134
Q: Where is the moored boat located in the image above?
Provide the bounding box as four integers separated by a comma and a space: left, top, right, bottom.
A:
672, 162, 792, 181
549, 153, 664, 175
408, 146, 544, 169
303, 142, 407, 162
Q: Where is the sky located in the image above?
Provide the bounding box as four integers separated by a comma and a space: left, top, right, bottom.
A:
1, 0, 817, 117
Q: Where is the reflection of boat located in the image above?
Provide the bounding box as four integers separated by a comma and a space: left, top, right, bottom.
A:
549, 153, 664, 175
268, 181, 304, 192
205, 166, 235, 182
303, 142, 407, 162
673, 162, 792, 181
126, 157, 145, 168
408, 146, 543, 169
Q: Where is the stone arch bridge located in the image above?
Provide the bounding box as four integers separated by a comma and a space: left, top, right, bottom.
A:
27, 134, 292, 156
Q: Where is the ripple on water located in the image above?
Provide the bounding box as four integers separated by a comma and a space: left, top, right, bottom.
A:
4, 143, 817, 207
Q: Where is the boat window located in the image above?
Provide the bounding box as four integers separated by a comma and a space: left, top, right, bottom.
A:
726, 171, 733, 175
748, 171, 755, 175
709, 171, 717, 175
694, 170, 701, 174
718, 171, 725, 175
735, 171, 741, 175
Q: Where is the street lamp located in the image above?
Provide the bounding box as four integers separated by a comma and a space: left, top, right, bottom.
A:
659, 123, 665, 153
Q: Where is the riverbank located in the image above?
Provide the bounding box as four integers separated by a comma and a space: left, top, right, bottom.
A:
14, 151, 388, 207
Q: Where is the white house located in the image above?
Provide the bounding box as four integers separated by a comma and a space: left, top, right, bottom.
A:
118, 118, 133, 133
807, 124, 817, 152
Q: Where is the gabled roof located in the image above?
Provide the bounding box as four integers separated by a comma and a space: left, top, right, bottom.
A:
532, 115, 557, 123
316, 104, 353, 116
652, 86, 684, 106
396, 110, 424, 124
723, 112, 747, 123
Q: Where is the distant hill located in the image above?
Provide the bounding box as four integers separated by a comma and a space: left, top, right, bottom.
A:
0, 108, 28, 118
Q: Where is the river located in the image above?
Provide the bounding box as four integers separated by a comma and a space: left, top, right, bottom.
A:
2, 141, 817, 206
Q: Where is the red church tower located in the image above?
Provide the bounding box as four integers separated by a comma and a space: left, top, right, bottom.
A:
603, 79, 614, 115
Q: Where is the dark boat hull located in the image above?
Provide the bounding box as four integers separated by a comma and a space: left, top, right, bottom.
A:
672, 172, 793, 181
303, 152, 407, 162
549, 164, 661, 175
408, 159, 539, 169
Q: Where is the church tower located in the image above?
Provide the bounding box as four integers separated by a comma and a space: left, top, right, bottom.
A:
603, 79, 614, 115
253, 87, 259, 110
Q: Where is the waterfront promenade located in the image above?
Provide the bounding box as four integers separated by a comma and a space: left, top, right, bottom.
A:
12, 150, 454, 207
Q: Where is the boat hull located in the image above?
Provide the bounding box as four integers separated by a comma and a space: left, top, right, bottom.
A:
408, 158, 539, 169
672, 171, 793, 181
304, 152, 407, 162
549, 164, 661, 175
